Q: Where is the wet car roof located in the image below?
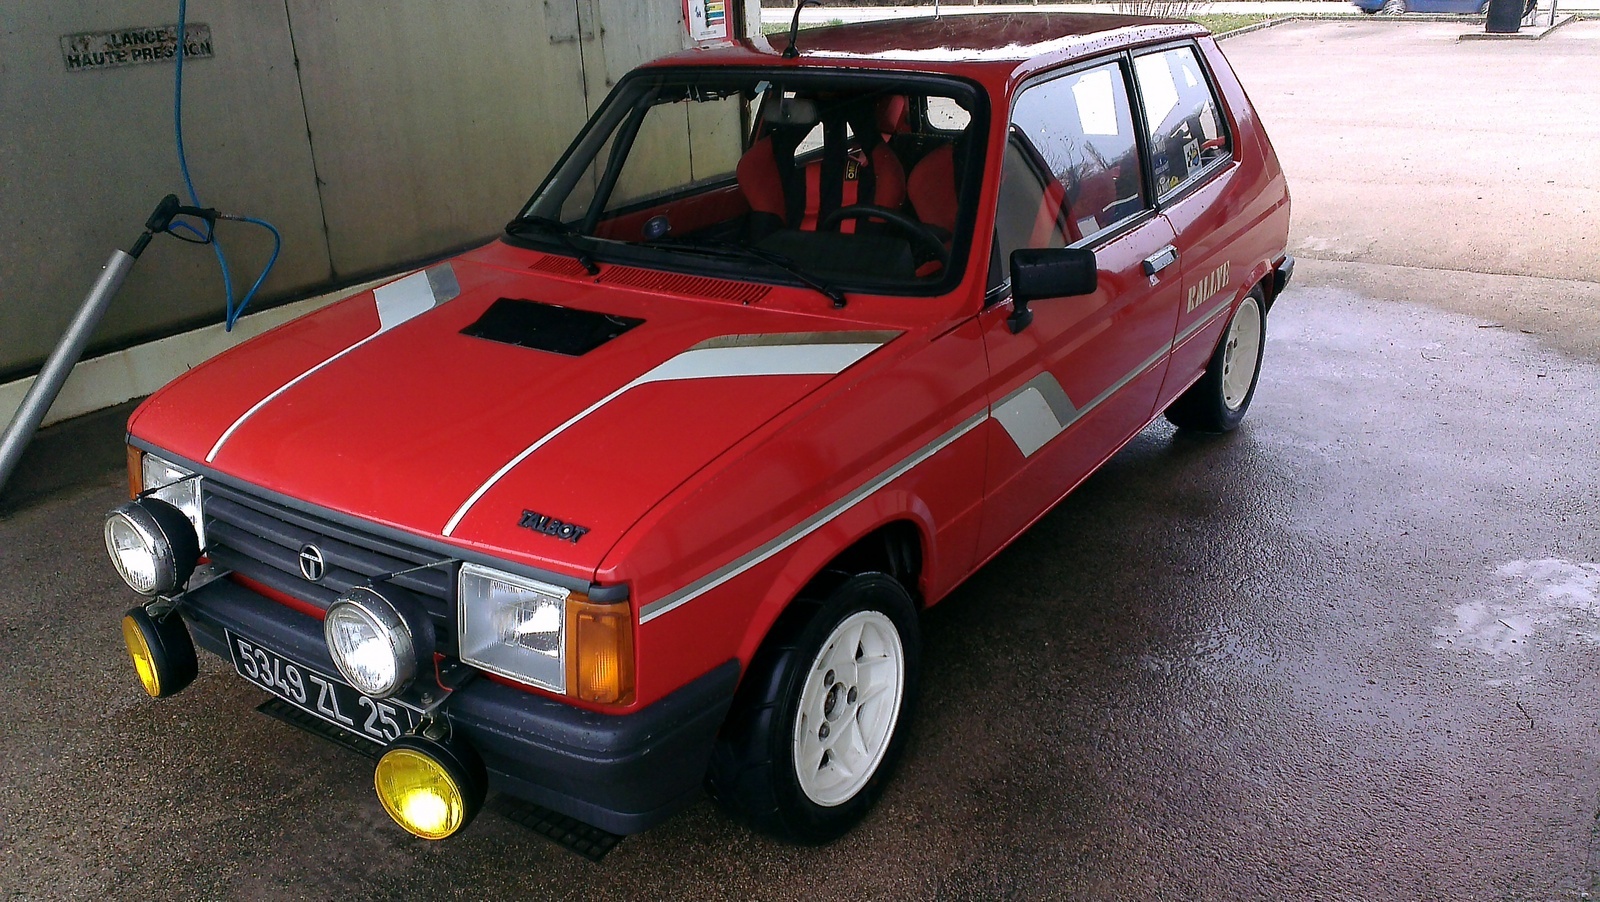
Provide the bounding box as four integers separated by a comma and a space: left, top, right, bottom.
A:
645, 13, 1208, 84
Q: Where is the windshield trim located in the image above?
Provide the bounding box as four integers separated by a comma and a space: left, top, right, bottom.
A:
504, 66, 992, 299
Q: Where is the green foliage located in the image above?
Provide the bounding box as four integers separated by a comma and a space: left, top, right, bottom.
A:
1187, 12, 1277, 34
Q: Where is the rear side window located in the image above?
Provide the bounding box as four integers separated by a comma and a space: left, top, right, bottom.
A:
996, 59, 1149, 263
1132, 46, 1231, 199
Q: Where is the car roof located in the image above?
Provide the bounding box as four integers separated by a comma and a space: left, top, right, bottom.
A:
644, 13, 1208, 86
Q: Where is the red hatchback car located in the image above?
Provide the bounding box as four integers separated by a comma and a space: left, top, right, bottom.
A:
105, 13, 1291, 845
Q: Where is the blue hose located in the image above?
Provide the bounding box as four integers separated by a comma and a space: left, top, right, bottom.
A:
174, 0, 281, 330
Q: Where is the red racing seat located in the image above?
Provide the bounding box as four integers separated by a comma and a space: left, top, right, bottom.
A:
737, 96, 906, 237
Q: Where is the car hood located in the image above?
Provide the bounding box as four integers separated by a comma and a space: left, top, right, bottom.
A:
130, 247, 901, 578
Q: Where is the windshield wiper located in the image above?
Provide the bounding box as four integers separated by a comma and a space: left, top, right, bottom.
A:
505, 215, 600, 275
641, 236, 847, 308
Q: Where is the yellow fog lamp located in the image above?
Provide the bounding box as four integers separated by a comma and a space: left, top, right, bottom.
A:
373, 732, 487, 840
120, 605, 198, 698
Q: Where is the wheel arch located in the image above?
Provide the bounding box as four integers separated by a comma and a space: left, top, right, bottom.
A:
730, 495, 935, 686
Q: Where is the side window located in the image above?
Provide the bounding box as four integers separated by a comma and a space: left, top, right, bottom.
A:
1132, 46, 1231, 199
925, 96, 971, 132
995, 60, 1149, 264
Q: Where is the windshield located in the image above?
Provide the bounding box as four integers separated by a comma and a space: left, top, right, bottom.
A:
511, 69, 986, 296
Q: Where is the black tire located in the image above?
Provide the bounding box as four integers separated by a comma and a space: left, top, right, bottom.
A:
705, 573, 921, 844
1164, 287, 1267, 433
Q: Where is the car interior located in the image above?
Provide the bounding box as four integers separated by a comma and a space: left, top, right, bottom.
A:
519, 74, 983, 293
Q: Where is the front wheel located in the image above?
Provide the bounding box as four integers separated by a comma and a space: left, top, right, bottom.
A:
1164, 288, 1266, 433
706, 573, 920, 844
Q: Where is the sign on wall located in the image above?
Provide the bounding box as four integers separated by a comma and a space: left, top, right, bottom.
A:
684, 0, 730, 43
60, 24, 214, 72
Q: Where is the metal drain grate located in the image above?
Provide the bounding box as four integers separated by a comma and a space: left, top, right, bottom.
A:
256, 698, 381, 760
494, 797, 624, 862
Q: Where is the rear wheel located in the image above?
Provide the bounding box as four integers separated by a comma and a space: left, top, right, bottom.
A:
706, 573, 920, 844
1164, 288, 1266, 433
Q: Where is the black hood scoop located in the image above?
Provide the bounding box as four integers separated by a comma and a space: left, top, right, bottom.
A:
461, 298, 643, 357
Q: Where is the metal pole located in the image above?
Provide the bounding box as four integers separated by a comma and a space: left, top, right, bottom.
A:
0, 250, 137, 495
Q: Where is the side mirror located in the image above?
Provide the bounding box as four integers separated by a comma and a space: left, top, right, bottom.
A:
1008, 247, 1097, 334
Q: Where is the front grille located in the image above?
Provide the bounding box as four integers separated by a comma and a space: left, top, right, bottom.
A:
201, 480, 457, 645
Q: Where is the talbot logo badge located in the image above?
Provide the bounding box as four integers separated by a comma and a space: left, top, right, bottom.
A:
518, 509, 591, 544
298, 544, 327, 582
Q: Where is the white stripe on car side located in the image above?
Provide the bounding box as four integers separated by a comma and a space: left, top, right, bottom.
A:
637, 409, 990, 624
992, 294, 1236, 460
633, 296, 1242, 625
439, 331, 900, 537
206, 265, 460, 462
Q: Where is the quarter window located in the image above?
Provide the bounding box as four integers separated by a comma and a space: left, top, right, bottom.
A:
1132, 46, 1231, 199
996, 60, 1149, 263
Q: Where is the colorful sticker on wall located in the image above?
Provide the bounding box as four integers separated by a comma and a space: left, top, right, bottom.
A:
685, 0, 731, 43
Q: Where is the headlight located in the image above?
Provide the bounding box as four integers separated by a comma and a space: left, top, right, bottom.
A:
140, 453, 205, 549
457, 564, 635, 704
324, 585, 434, 699
457, 564, 569, 693
103, 497, 200, 596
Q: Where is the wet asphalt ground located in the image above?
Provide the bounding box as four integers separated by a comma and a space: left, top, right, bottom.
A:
2, 20, 1598, 902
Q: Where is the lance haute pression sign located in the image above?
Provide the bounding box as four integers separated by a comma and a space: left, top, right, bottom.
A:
60, 24, 214, 72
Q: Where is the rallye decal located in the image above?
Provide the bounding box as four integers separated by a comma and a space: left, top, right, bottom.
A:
638, 409, 990, 625
993, 293, 1236, 459
1185, 261, 1231, 314
439, 331, 901, 537
205, 265, 461, 462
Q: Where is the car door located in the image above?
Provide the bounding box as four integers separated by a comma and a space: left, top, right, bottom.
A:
977, 56, 1183, 559
1131, 42, 1251, 409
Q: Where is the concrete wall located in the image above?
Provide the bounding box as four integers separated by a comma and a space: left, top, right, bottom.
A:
0, 0, 734, 382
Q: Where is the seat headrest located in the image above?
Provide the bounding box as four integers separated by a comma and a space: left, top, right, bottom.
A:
876, 95, 910, 135
760, 92, 818, 127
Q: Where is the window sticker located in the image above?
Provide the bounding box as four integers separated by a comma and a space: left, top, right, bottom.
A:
1071, 69, 1119, 136
1134, 54, 1179, 131
1184, 139, 1201, 172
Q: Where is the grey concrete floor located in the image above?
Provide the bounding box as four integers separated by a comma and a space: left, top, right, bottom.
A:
2, 19, 1598, 901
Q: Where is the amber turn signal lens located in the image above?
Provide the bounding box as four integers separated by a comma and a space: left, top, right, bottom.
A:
566, 597, 635, 706
125, 445, 143, 499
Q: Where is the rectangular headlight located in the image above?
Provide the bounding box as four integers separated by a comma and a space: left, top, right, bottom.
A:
142, 454, 205, 549
457, 563, 568, 693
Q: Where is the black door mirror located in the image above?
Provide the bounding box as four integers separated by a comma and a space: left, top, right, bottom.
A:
1008, 247, 1098, 333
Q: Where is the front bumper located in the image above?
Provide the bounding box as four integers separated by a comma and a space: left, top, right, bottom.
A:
179, 577, 738, 835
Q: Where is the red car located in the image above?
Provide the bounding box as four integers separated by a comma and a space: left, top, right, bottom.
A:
105, 13, 1291, 846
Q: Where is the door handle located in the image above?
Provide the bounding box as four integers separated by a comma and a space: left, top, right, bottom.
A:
1143, 245, 1178, 276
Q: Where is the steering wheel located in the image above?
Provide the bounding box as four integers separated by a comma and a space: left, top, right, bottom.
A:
818, 205, 950, 270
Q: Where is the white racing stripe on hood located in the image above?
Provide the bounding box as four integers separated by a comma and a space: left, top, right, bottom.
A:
206, 265, 460, 463
439, 330, 900, 537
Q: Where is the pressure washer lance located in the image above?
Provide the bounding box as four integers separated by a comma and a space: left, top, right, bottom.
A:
0, 195, 219, 497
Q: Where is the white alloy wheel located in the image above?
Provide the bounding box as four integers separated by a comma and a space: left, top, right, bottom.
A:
1220, 296, 1263, 411
790, 609, 906, 807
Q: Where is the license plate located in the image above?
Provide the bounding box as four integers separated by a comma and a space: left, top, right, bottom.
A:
226, 630, 419, 745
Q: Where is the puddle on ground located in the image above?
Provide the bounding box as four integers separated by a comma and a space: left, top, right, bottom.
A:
1436, 558, 1600, 662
